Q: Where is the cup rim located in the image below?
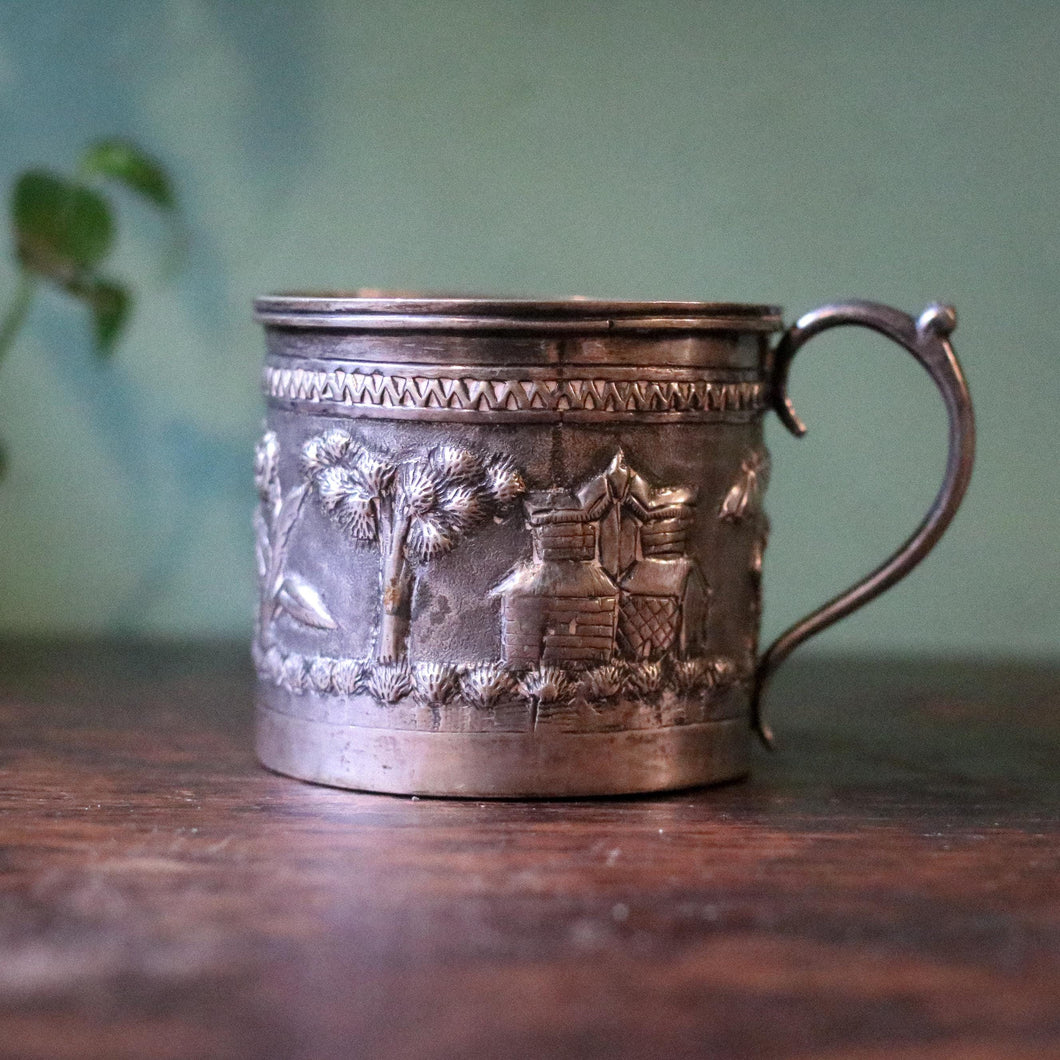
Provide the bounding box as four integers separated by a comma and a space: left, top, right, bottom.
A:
254, 292, 784, 332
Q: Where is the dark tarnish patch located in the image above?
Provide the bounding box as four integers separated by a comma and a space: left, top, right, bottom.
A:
430, 595, 451, 627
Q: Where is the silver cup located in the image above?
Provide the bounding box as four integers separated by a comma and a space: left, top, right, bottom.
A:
252, 295, 974, 796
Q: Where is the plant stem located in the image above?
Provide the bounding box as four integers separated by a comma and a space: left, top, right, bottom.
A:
0, 270, 35, 368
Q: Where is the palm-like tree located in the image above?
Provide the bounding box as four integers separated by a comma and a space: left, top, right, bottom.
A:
303, 430, 524, 662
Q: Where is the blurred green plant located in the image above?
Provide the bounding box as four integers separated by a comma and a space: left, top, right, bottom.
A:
0, 138, 179, 477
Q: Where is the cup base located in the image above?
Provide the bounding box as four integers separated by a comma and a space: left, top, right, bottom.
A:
255, 704, 751, 797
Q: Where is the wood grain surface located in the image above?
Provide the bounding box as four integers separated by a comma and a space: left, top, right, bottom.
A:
0, 642, 1057, 1060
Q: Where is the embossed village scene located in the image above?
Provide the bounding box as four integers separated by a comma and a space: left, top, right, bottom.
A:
253, 422, 769, 735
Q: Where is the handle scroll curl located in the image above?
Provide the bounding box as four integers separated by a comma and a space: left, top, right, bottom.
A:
752, 301, 976, 746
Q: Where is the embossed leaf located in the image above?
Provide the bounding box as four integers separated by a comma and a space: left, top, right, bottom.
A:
366, 663, 413, 704
627, 659, 665, 695
519, 667, 572, 705
439, 484, 486, 534
336, 493, 377, 540
353, 447, 395, 495
79, 139, 176, 210
718, 479, 752, 522
303, 429, 358, 475
429, 443, 480, 483
407, 512, 455, 559
270, 482, 311, 576
718, 449, 770, 523
398, 460, 441, 516
484, 456, 526, 509
332, 657, 369, 696
315, 466, 361, 512
311, 453, 382, 541
581, 663, 625, 700
671, 657, 711, 693
413, 662, 459, 706
253, 508, 270, 579
254, 431, 282, 514
12, 170, 114, 275
307, 656, 336, 693
276, 575, 338, 629
461, 664, 518, 708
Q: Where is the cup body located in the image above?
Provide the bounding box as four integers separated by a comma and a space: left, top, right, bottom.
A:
254, 296, 781, 796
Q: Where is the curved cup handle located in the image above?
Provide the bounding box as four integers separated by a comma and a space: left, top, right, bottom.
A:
752, 301, 976, 747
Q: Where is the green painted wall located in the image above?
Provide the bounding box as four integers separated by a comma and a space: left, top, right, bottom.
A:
0, 1, 1056, 654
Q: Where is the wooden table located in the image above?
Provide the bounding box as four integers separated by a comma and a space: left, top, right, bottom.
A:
0, 642, 1057, 1059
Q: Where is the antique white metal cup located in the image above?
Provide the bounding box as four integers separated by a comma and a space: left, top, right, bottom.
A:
252, 295, 974, 796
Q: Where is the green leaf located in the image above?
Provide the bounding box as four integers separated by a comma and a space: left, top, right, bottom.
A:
80, 139, 175, 211
86, 279, 131, 358
0, 437, 7, 480
66, 274, 131, 357
12, 170, 114, 279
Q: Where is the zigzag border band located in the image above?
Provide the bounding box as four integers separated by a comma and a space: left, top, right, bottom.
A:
264, 365, 767, 421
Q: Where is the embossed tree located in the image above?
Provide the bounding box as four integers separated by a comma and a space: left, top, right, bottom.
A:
303, 430, 525, 663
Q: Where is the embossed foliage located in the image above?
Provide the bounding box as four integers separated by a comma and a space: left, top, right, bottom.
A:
254, 431, 335, 642
719, 448, 771, 523
302, 431, 525, 663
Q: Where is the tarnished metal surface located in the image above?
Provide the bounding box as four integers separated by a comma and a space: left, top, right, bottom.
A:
253, 296, 974, 796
